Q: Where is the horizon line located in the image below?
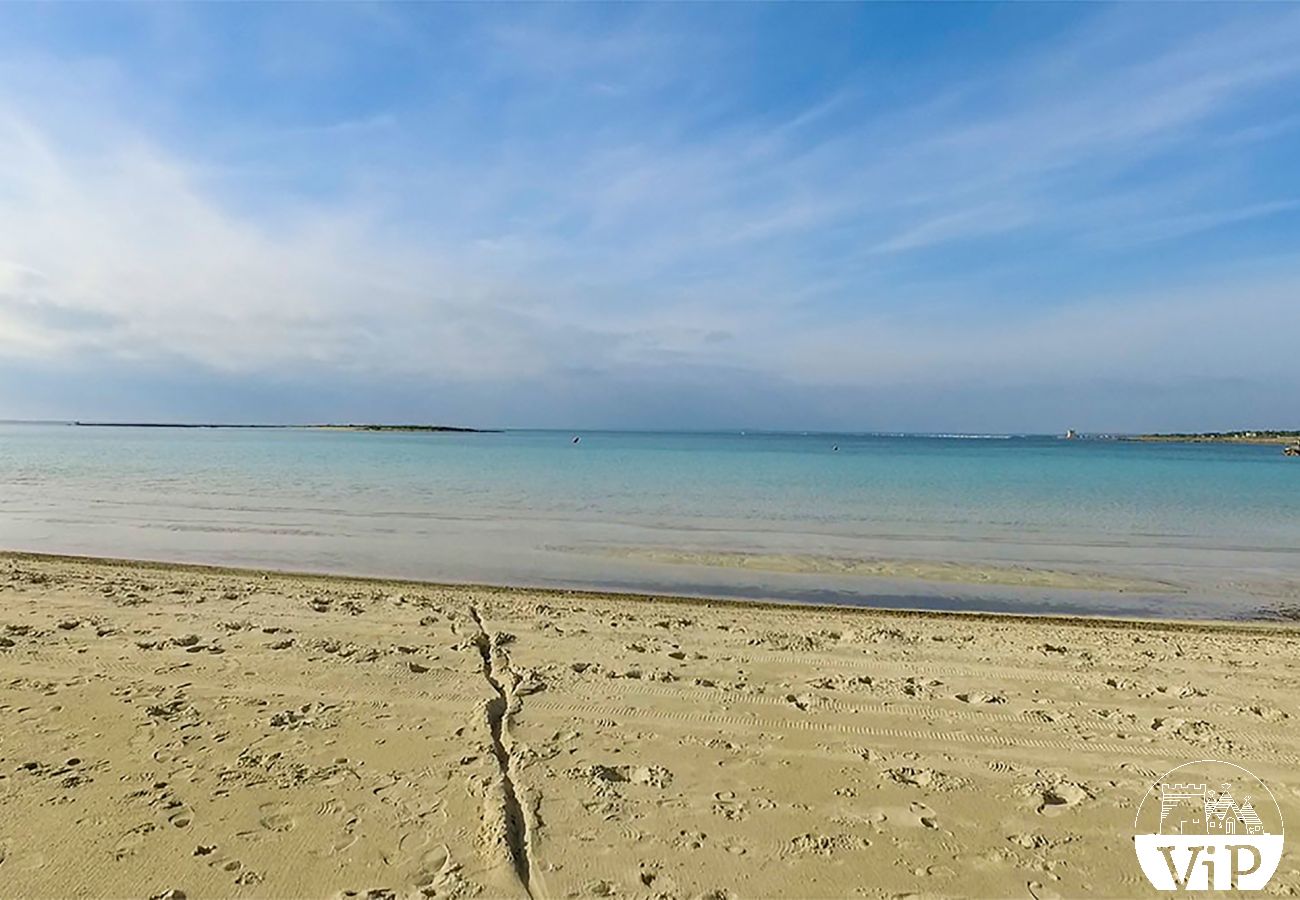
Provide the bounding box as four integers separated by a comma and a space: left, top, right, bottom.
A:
6, 419, 1297, 438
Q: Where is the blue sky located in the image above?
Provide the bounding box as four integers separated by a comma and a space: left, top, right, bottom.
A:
1, 4, 1298, 431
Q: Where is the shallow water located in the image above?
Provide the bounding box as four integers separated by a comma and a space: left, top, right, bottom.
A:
2, 424, 1298, 618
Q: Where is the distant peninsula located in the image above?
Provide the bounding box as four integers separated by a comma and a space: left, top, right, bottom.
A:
72, 422, 497, 433
312, 424, 500, 433
1125, 430, 1300, 445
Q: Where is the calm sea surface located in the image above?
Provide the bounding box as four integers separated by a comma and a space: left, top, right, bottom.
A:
3, 424, 1298, 618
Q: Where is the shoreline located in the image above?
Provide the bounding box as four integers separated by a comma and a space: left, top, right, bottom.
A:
2, 549, 1293, 633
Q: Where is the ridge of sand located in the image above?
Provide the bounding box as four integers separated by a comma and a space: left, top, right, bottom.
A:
1, 553, 1298, 898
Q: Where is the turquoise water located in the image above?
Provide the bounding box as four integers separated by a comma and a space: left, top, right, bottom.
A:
2, 424, 1298, 618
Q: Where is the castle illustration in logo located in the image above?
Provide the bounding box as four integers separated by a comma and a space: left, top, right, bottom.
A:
1158, 782, 1270, 837
1134, 761, 1284, 891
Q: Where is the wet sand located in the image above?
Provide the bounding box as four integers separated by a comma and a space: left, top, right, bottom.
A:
557, 546, 1184, 593
1, 552, 1298, 898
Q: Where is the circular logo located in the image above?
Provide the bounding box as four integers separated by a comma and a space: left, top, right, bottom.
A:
1134, 759, 1285, 891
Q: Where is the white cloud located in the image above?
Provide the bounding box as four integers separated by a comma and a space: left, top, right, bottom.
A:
1, 5, 1299, 427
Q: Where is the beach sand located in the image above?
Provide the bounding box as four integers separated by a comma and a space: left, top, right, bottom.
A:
1, 552, 1298, 898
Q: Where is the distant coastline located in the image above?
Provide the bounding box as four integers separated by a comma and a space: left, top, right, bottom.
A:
312, 424, 499, 433
72, 421, 498, 433
47, 422, 1300, 444
1124, 430, 1300, 445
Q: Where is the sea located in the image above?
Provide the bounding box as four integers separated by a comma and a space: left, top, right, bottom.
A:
2, 423, 1298, 620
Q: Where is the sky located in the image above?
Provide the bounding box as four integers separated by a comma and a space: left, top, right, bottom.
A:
1, 4, 1298, 432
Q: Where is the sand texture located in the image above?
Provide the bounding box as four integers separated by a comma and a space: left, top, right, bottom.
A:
1, 553, 1298, 899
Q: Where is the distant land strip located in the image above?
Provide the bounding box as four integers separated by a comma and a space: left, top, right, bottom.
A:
314, 424, 499, 433
72, 422, 497, 433
1125, 430, 1300, 445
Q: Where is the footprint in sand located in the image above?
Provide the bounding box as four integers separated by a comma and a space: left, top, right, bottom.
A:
787, 833, 871, 856
258, 802, 298, 832
674, 830, 708, 850
316, 797, 347, 818
204, 849, 258, 883
327, 832, 360, 856
955, 691, 1006, 704
637, 865, 682, 895
1037, 783, 1089, 817
870, 802, 938, 830
411, 844, 462, 893
396, 831, 430, 856
711, 791, 748, 821
1122, 763, 1158, 779
113, 822, 157, 860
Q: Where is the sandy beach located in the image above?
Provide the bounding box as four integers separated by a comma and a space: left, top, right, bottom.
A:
2, 552, 1298, 899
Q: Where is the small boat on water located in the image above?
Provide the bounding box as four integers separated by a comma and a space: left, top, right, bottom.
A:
1285, 442, 1300, 457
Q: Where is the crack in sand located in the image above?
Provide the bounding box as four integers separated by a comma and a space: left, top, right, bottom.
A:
467, 606, 534, 896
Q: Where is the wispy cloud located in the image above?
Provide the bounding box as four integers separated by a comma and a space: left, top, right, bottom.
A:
0, 5, 1298, 428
